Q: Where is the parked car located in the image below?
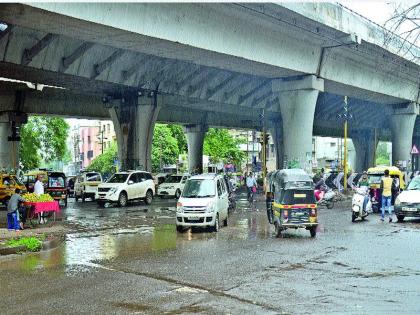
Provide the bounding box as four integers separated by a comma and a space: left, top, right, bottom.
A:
96, 171, 155, 207
0, 173, 27, 205
157, 174, 190, 199
23, 170, 67, 206
394, 175, 420, 222
74, 171, 103, 202
176, 174, 229, 232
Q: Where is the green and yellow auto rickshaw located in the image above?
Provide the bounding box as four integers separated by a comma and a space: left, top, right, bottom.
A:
267, 169, 318, 238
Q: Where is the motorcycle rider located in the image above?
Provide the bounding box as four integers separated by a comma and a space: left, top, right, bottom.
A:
357, 171, 370, 214
314, 177, 328, 201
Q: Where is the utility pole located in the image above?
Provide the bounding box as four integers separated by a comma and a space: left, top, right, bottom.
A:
343, 96, 349, 191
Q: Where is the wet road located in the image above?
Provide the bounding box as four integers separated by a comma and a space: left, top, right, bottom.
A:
1, 191, 420, 314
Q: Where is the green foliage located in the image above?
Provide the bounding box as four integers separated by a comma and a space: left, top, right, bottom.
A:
376, 142, 390, 166
203, 128, 246, 166
167, 124, 187, 154
86, 142, 118, 174
20, 116, 70, 171
6, 236, 43, 252
152, 124, 179, 173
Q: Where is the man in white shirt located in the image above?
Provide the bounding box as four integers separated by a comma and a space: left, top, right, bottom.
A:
34, 175, 46, 224
34, 175, 44, 195
246, 172, 257, 201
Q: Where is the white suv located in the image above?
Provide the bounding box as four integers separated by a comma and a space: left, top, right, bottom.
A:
96, 171, 155, 207
157, 174, 190, 199
176, 174, 229, 232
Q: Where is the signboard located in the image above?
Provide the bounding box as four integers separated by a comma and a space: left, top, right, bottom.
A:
411, 145, 419, 155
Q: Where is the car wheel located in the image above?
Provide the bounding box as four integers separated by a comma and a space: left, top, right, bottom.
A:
397, 215, 405, 222
82, 194, 85, 202
213, 214, 219, 232
223, 214, 228, 227
309, 227, 317, 238
145, 190, 153, 205
352, 212, 357, 222
176, 225, 185, 233
97, 201, 105, 208
175, 189, 181, 199
118, 192, 128, 207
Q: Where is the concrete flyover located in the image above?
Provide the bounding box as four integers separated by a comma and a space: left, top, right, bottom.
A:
0, 3, 418, 172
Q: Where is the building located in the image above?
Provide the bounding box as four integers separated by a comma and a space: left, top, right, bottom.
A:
66, 119, 116, 171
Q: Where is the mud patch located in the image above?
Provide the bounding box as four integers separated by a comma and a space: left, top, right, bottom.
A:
165, 304, 211, 314
332, 261, 350, 267
113, 301, 152, 311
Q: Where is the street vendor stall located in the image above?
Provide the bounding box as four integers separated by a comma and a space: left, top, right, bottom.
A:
22, 193, 60, 224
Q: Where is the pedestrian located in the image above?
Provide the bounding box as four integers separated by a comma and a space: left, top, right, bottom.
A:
7, 188, 25, 230
380, 169, 393, 222
246, 172, 257, 201
34, 175, 46, 224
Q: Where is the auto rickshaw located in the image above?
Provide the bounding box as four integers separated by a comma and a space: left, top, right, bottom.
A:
267, 169, 318, 238
23, 169, 68, 206
0, 173, 27, 204
367, 166, 405, 211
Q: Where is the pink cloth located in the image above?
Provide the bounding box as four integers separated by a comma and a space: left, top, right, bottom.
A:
24, 201, 60, 214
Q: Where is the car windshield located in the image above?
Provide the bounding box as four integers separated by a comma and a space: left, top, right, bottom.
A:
165, 176, 182, 183
407, 177, 420, 190
86, 173, 101, 181
182, 179, 215, 198
107, 174, 128, 183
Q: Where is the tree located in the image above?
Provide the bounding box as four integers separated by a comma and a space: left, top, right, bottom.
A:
167, 124, 187, 154
203, 128, 246, 166
384, 2, 420, 59
152, 124, 179, 172
86, 142, 118, 175
376, 142, 390, 166
19, 116, 70, 171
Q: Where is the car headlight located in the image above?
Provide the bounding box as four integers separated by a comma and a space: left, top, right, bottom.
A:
109, 187, 118, 194
206, 202, 215, 213
394, 199, 401, 206
176, 202, 183, 213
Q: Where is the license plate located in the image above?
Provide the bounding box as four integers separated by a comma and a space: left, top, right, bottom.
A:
293, 212, 305, 216
188, 217, 199, 221
402, 207, 417, 212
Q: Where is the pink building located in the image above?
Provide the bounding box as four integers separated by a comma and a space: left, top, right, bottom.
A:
78, 121, 116, 168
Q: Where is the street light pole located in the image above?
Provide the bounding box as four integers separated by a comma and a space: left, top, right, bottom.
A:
343, 96, 348, 191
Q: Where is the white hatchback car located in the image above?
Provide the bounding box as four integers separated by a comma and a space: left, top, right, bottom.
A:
157, 174, 190, 199
176, 174, 229, 232
96, 171, 155, 207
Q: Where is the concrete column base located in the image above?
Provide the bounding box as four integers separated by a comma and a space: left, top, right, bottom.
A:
109, 93, 161, 172
391, 113, 417, 167
185, 124, 208, 174
0, 121, 19, 172
272, 75, 324, 173
351, 130, 378, 173
268, 120, 283, 170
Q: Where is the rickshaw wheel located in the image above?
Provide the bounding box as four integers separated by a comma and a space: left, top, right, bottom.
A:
309, 227, 317, 238
351, 213, 357, 222
274, 222, 282, 238
64, 197, 68, 207
397, 215, 405, 222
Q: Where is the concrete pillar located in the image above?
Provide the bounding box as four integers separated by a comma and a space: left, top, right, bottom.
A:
351, 130, 378, 173
268, 120, 283, 169
0, 118, 19, 171
390, 103, 418, 167
109, 92, 161, 172
412, 135, 420, 171
185, 124, 208, 174
272, 75, 324, 172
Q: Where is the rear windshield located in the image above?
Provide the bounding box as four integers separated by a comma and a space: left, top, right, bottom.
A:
280, 189, 315, 204
165, 176, 182, 183
368, 174, 383, 184
86, 173, 101, 182
49, 176, 65, 188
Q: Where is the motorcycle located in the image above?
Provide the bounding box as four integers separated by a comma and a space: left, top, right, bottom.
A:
352, 186, 371, 222
315, 189, 335, 209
